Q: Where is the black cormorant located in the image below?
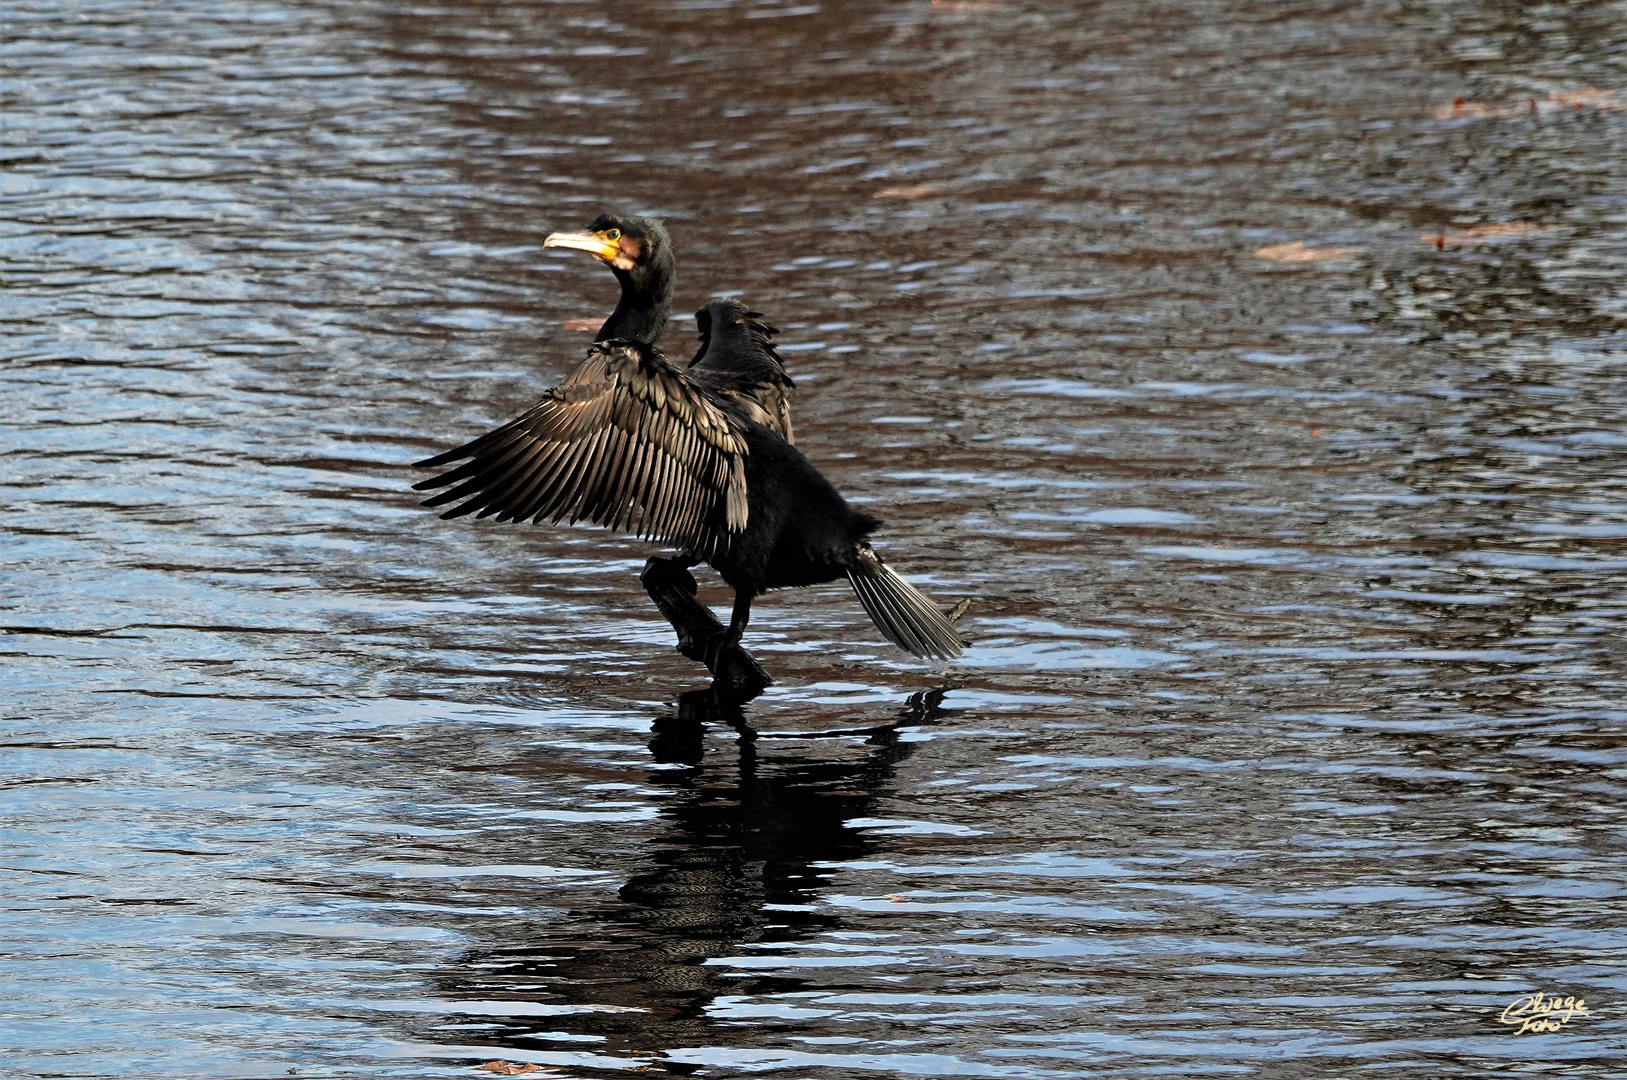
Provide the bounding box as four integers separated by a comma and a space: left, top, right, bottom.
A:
413, 287, 964, 665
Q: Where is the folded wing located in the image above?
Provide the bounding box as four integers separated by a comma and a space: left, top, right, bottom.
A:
413, 340, 749, 558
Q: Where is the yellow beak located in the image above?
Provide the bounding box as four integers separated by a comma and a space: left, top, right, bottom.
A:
543, 231, 620, 262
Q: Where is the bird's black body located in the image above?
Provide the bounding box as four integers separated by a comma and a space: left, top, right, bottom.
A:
415, 215, 962, 671
685, 298, 874, 595
711, 417, 882, 595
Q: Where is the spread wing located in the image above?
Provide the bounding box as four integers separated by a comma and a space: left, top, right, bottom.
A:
689, 299, 795, 443
413, 341, 749, 558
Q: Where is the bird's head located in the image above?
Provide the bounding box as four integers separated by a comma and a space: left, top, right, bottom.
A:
544, 214, 676, 343
544, 213, 671, 278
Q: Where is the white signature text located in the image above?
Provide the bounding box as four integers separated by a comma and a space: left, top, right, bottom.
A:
1501, 991, 1590, 1034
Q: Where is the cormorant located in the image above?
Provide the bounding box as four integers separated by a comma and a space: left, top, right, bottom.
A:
413, 214, 962, 669
414, 322, 961, 665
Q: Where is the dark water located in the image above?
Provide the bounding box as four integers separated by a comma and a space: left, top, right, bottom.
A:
4, 0, 1626, 1076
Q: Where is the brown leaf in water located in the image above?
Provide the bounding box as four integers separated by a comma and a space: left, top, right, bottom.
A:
1430, 96, 1512, 119
1420, 223, 1546, 248
1546, 88, 1621, 110
478, 1062, 542, 1076
873, 185, 941, 199
1252, 241, 1359, 263
1432, 88, 1621, 119
561, 318, 600, 332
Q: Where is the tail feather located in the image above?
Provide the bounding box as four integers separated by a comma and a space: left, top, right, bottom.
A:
847, 547, 964, 661
851, 571, 927, 656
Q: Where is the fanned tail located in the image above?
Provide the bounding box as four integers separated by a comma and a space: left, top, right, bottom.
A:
847, 545, 964, 661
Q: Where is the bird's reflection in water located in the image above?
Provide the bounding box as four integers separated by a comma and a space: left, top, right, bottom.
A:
438, 686, 953, 1069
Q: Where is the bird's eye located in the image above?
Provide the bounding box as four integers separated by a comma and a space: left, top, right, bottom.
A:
605, 229, 620, 241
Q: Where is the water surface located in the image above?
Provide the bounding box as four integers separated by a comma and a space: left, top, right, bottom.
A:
4, 0, 1625, 1076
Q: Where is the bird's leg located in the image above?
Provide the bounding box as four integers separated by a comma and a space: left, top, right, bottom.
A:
640, 556, 768, 697
729, 590, 753, 640
705, 590, 753, 668
704, 589, 769, 701
640, 552, 719, 663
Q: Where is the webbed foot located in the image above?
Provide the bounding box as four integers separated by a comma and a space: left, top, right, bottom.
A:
704, 630, 771, 701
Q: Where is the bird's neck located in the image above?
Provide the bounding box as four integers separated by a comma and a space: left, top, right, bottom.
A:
596, 265, 673, 344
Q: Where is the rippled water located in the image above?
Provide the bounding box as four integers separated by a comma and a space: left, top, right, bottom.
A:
5, 0, 1626, 1076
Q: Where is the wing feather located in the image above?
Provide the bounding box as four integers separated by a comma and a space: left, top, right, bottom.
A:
650, 455, 680, 536
415, 340, 749, 555
590, 425, 631, 524
688, 299, 795, 443
584, 424, 628, 523
608, 439, 649, 533
472, 440, 552, 520
532, 425, 601, 526
502, 441, 573, 524
563, 425, 610, 525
